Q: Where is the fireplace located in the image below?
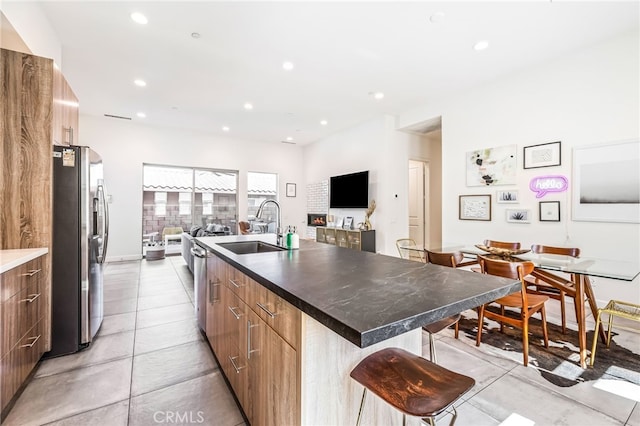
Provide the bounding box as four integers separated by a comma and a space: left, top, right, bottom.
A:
307, 214, 327, 227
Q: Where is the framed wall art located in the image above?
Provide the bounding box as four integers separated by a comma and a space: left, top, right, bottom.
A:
523, 141, 561, 169
496, 190, 519, 203
539, 201, 561, 222
466, 145, 517, 186
506, 209, 531, 223
459, 194, 491, 221
286, 183, 297, 197
572, 139, 639, 223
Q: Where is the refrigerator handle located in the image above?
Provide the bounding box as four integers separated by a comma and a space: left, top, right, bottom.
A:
98, 184, 109, 264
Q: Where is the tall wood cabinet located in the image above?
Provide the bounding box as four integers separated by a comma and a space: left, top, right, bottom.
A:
206, 254, 300, 426
0, 48, 78, 419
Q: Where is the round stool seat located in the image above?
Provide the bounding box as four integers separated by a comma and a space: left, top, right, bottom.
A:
350, 347, 474, 419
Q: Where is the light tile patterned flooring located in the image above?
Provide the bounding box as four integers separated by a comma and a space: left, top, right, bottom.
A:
3, 256, 639, 425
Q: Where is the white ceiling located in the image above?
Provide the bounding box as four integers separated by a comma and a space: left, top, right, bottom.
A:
34, 1, 639, 145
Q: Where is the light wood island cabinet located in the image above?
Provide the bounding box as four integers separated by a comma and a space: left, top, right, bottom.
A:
206, 255, 300, 426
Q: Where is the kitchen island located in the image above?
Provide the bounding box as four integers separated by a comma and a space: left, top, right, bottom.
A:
196, 235, 519, 426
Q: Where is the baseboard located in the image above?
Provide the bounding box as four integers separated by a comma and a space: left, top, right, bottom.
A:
106, 254, 143, 263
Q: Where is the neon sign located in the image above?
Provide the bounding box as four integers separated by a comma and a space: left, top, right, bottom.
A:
530, 175, 568, 198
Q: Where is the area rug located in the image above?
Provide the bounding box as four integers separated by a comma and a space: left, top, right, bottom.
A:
457, 309, 640, 388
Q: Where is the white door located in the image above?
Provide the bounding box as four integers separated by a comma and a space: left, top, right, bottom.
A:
408, 160, 427, 247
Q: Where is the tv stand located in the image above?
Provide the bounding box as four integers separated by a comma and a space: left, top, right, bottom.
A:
315, 227, 375, 253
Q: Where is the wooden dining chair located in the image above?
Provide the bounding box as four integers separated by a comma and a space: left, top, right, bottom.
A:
483, 239, 521, 250
477, 256, 549, 366
525, 245, 581, 334
422, 250, 464, 363
238, 221, 251, 235
395, 238, 425, 262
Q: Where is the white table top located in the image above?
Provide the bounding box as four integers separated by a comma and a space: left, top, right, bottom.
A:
0, 248, 48, 274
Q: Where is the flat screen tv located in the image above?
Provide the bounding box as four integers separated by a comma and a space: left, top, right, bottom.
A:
330, 171, 369, 208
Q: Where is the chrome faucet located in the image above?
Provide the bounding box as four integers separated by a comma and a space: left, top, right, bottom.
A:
256, 199, 282, 246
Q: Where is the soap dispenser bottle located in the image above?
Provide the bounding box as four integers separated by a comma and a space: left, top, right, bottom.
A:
291, 226, 300, 249
286, 225, 293, 249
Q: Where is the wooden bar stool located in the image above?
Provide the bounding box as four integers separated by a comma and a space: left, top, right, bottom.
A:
590, 300, 640, 367
350, 347, 475, 426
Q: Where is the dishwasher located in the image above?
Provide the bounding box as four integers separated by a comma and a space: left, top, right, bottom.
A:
191, 244, 208, 331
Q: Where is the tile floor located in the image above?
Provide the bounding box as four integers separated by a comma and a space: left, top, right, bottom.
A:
3, 256, 639, 425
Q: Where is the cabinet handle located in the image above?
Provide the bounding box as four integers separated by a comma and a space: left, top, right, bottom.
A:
209, 280, 220, 303
20, 335, 40, 348
228, 306, 243, 320
247, 320, 259, 359
229, 356, 245, 373
21, 269, 41, 277
229, 278, 242, 288
256, 302, 277, 318
65, 127, 74, 145
20, 293, 41, 303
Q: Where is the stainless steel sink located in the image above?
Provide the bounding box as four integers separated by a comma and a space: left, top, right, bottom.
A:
218, 241, 286, 255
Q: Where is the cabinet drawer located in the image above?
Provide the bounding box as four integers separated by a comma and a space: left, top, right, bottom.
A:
1, 257, 43, 302
1, 278, 44, 358
251, 280, 300, 349
1, 318, 46, 412
226, 263, 248, 301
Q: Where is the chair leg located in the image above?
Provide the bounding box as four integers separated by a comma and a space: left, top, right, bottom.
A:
560, 291, 567, 334
590, 310, 604, 367
355, 388, 367, 426
540, 306, 549, 348
449, 405, 459, 426
429, 332, 437, 364
522, 318, 529, 367
454, 321, 459, 339
500, 305, 505, 333
476, 306, 485, 347
606, 312, 614, 348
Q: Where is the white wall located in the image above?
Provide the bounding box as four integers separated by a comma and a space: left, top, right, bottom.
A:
1, 3, 61, 64
81, 115, 307, 261
308, 31, 640, 304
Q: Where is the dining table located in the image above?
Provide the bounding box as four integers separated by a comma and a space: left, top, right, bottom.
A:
402, 243, 640, 369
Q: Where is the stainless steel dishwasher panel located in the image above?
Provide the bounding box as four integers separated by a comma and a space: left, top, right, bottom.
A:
191, 245, 207, 331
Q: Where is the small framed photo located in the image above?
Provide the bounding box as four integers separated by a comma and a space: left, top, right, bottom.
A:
286, 183, 296, 197
343, 217, 353, 229
539, 201, 561, 222
459, 194, 491, 221
523, 141, 561, 169
496, 190, 519, 204
506, 209, 531, 223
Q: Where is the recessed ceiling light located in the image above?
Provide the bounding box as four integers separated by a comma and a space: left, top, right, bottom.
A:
134, 79, 147, 87
473, 40, 489, 51
130, 12, 148, 25
320, 120, 328, 126
373, 92, 384, 100
282, 61, 294, 71
429, 12, 445, 23
222, 126, 230, 132
244, 102, 253, 110
136, 112, 146, 118
286, 137, 293, 142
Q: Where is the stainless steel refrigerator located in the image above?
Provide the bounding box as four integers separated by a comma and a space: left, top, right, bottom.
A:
48, 145, 109, 357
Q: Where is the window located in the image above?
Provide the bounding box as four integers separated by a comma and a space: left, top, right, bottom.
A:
202, 193, 213, 215
154, 192, 167, 216
247, 172, 277, 229
179, 192, 191, 215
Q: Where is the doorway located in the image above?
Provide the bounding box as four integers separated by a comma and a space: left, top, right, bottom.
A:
408, 160, 429, 248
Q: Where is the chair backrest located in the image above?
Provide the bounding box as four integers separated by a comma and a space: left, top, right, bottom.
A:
238, 221, 251, 235
483, 239, 521, 250
479, 255, 534, 307
396, 238, 417, 259
426, 250, 464, 268
531, 244, 580, 258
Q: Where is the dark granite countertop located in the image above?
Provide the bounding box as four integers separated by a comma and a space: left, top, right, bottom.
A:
195, 234, 520, 348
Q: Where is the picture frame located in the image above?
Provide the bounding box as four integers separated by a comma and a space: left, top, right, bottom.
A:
496, 190, 519, 204
459, 194, 491, 221
343, 217, 353, 229
539, 201, 560, 222
572, 139, 639, 223
466, 145, 517, 186
506, 209, 531, 223
523, 141, 561, 169
286, 183, 296, 197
